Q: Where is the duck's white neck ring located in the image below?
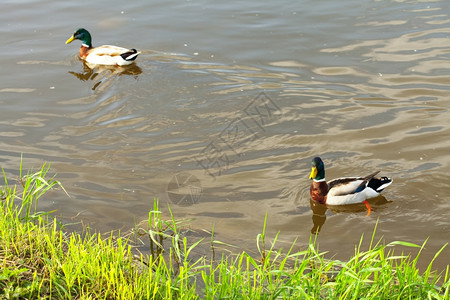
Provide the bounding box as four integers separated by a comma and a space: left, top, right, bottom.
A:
82, 43, 90, 48
313, 178, 326, 182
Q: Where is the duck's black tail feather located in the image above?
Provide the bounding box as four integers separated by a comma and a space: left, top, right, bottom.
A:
120, 49, 140, 61
368, 176, 393, 192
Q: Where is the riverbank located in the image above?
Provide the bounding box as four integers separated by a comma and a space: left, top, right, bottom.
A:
1, 163, 448, 299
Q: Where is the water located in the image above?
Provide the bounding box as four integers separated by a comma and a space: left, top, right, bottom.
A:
1, 0, 449, 270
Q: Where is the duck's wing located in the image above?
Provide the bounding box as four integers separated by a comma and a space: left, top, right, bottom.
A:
89, 45, 132, 56
86, 45, 140, 66
328, 171, 380, 196
328, 177, 366, 197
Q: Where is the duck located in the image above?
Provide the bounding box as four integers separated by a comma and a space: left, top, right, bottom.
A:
65, 28, 140, 66
309, 157, 392, 216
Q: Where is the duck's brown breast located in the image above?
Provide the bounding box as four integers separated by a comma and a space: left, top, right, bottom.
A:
310, 180, 328, 204
79, 46, 90, 59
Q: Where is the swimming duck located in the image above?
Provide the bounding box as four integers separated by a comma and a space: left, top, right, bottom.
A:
309, 157, 392, 216
65, 28, 140, 66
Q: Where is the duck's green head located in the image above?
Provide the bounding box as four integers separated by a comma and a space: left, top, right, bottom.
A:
66, 28, 92, 47
309, 157, 325, 180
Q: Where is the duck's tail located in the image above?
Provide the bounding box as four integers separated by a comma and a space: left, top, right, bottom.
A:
368, 176, 393, 193
121, 49, 140, 61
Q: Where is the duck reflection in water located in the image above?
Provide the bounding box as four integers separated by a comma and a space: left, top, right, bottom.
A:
310, 199, 327, 234
310, 195, 391, 235
69, 60, 142, 90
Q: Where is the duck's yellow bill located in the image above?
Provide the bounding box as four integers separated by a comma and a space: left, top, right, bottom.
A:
309, 166, 317, 180
65, 35, 75, 44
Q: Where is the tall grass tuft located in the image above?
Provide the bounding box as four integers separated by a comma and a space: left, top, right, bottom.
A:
0, 162, 448, 299
200, 215, 449, 299
0, 163, 195, 299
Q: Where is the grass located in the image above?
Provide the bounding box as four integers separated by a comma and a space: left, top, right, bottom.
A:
0, 162, 448, 299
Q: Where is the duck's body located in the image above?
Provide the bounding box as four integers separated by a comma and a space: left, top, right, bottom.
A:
309, 157, 392, 215
66, 28, 140, 66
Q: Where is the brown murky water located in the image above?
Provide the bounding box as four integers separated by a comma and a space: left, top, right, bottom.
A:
1, 0, 449, 270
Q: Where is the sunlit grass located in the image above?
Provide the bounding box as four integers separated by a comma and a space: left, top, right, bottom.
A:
0, 162, 448, 299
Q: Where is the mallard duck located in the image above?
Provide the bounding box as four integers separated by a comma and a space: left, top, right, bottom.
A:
309, 157, 392, 215
65, 28, 140, 66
